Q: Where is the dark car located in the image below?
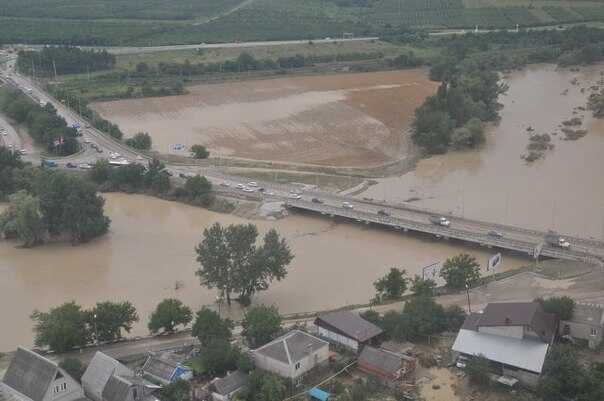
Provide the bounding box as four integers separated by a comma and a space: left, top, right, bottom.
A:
258, 187, 265, 192
311, 198, 323, 204
377, 209, 390, 216
66, 162, 77, 168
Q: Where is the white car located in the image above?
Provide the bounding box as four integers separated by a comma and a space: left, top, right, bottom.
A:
220, 182, 230, 187
19, 149, 27, 155
289, 193, 302, 200
247, 181, 258, 187
136, 155, 144, 161
236, 184, 245, 189
243, 187, 255, 193
265, 191, 276, 196
78, 163, 93, 169
342, 202, 354, 209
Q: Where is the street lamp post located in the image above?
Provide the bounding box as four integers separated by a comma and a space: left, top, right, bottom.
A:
93, 313, 99, 346
465, 282, 472, 313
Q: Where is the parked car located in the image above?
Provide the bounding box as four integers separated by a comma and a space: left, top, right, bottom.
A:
429, 216, 450, 227
78, 163, 93, 169
377, 209, 389, 216
311, 198, 323, 204
66, 162, 77, 168
342, 201, 354, 209
248, 181, 258, 187
220, 182, 230, 187
236, 183, 245, 189
289, 193, 302, 200
243, 187, 255, 192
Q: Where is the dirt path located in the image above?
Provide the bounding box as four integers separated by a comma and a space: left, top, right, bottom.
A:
191, 0, 255, 26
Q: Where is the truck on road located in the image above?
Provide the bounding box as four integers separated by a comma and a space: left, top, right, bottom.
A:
545, 231, 570, 249
429, 216, 450, 227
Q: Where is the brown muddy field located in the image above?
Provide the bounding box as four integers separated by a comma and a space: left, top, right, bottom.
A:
91, 69, 437, 166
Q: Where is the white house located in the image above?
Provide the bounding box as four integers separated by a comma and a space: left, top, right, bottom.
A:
253, 330, 329, 381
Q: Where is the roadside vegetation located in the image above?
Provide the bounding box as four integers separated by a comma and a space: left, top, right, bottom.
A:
0, 88, 80, 155
16, 46, 115, 76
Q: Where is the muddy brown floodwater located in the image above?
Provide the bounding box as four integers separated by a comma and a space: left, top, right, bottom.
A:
91, 69, 437, 166
362, 64, 604, 238
0, 194, 526, 351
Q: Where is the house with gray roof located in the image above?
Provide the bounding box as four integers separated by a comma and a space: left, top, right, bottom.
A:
253, 330, 329, 380
209, 371, 248, 401
314, 310, 383, 352
560, 303, 604, 349
0, 347, 84, 401
453, 302, 558, 387
81, 352, 159, 401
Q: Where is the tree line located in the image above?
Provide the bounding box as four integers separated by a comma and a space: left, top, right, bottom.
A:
0, 150, 110, 246
0, 89, 80, 155
17, 46, 116, 76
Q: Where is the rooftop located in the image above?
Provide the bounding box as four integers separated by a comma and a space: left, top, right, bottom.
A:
566, 303, 604, 326
254, 330, 328, 365
2, 347, 58, 401
315, 310, 383, 342
453, 329, 549, 374
142, 355, 178, 382
211, 371, 248, 396
358, 346, 401, 375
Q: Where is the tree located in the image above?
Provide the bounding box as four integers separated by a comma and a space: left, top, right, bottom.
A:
410, 275, 437, 297
125, 132, 152, 150
33, 171, 110, 243
241, 305, 282, 347
59, 358, 85, 382
89, 159, 111, 184
191, 307, 233, 345
191, 144, 209, 159
450, 118, 485, 149
242, 371, 286, 401
148, 299, 192, 334
535, 296, 575, 320
158, 380, 191, 401
538, 345, 582, 401
359, 310, 381, 326
440, 254, 481, 290
0, 190, 46, 247
31, 301, 91, 352
466, 355, 490, 387
195, 223, 293, 305
444, 305, 466, 331
195, 339, 239, 376
184, 175, 213, 206
144, 158, 170, 194
402, 294, 447, 340
89, 301, 139, 342
0, 145, 24, 199
374, 268, 407, 300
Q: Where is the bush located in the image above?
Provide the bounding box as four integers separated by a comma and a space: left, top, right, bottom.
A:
59, 358, 85, 382
535, 296, 575, 320
191, 144, 210, 159
125, 132, 152, 150
466, 355, 491, 387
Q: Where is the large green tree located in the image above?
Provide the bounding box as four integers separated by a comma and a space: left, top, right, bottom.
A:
242, 371, 286, 401
33, 171, 110, 243
241, 305, 282, 348
0, 190, 46, 247
190, 144, 210, 159
535, 296, 575, 320
466, 355, 490, 387
89, 301, 139, 342
158, 380, 191, 401
125, 132, 152, 150
440, 254, 481, 290
31, 301, 91, 352
191, 307, 233, 345
195, 223, 293, 305
374, 268, 408, 300
59, 358, 85, 382
148, 299, 192, 334
0, 145, 25, 199
184, 175, 213, 206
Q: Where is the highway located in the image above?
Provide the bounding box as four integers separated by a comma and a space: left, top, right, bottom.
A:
2, 57, 604, 266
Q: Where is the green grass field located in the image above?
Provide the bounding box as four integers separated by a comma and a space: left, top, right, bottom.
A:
2, 0, 603, 46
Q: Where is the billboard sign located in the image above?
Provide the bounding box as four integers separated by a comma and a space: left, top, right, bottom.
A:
488, 253, 502, 272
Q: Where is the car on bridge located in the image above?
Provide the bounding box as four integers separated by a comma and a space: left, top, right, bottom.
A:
429, 216, 450, 227
289, 193, 302, 200
311, 198, 323, 204
377, 209, 389, 216
488, 230, 503, 239
342, 201, 354, 209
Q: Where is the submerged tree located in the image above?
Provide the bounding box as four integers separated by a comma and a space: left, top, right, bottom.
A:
195, 223, 293, 305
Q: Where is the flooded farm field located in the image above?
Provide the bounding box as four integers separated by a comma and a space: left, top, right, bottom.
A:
91, 69, 437, 166
0, 193, 526, 351
361, 64, 604, 238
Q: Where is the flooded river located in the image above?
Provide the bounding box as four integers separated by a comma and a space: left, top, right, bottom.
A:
0, 194, 526, 351
362, 64, 604, 238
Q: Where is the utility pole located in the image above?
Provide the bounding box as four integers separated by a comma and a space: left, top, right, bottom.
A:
53, 59, 57, 81
465, 281, 472, 313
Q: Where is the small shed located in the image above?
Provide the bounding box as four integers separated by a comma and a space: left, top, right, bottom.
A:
357, 346, 415, 385
209, 371, 248, 401
314, 310, 383, 352
308, 387, 330, 401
